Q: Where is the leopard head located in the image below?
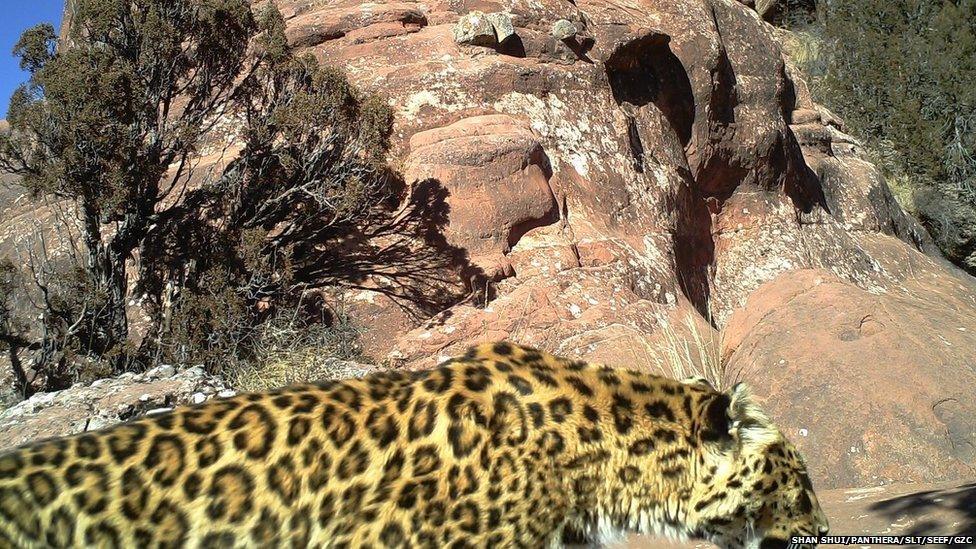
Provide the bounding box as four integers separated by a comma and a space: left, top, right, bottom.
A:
688, 383, 829, 549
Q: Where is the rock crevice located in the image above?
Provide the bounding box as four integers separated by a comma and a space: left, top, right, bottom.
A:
7, 0, 970, 492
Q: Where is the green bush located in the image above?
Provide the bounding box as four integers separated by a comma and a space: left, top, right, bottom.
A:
810, 0, 976, 273
1, 1, 394, 388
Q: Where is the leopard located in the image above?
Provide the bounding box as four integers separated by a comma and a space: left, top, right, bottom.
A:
0, 341, 828, 548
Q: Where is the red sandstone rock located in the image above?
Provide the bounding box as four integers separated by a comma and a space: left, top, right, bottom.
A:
724, 262, 976, 489
3, 0, 973, 499
404, 114, 558, 273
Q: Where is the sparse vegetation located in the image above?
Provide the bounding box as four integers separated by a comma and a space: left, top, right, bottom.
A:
0, 0, 396, 392
785, 0, 976, 274
649, 310, 732, 390
223, 307, 373, 393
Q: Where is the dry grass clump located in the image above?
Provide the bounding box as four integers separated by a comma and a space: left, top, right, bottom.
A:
227, 350, 377, 393
646, 310, 735, 391
223, 314, 377, 393
778, 26, 827, 83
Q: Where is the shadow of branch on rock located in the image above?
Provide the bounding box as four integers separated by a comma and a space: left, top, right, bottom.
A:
140, 174, 482, 328
296, 177, 482, 319
868, 482, 976, 536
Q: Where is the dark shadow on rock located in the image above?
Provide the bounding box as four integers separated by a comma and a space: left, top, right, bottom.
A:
604, 33, 710, 318
497, 35, 526, 58
783, 128, 829, 215
506, 145, 560, 250
673, 174, 715, 321
779, 59, 798, 124
693, 36, 743, 203
605, 34, 694, 147
626, 117, 646, 173
507, 207, 560, 251
692, 4, 773, 207
562, 36, 595, 63
140, 175, 482, 323
296, 177, 483, 318
868, 482, 976, 536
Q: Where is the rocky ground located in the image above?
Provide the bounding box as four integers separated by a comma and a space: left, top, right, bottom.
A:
0, 365, 233, 449
0, 0, 974, 541
0, 357, 379, 449
260, 0, 975, 492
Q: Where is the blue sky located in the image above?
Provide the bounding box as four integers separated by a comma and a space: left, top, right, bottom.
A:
0, 1, 64, 118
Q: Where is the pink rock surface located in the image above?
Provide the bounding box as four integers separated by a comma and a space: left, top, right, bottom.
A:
5, 0, 971, 506
404, 114, 558, 274
723, 263, 976, 489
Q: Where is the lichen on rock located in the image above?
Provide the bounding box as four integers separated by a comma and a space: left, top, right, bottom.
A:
453, 11, 497, 46
1, 0, 974, 514
551, 19, 578, 40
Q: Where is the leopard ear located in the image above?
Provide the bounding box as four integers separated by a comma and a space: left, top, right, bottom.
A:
727, 383, 778, 448
698, 383, 778, 449
680, 375, 715, 390
698, 392, 733, 445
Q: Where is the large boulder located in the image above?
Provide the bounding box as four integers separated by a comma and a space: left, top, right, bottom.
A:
453, 11, 498, 46
403, 114, 559, 277
724, 261, 976, 489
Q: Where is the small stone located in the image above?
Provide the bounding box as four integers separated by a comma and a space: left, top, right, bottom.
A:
485, 12, 515, 44
191, 392, 207, 405
551, 19, 578, 40
453, 11, 497, 46
151, 365, 176, 378
217, 389, 237, 399
138, 393, 151, 402
86, 417, 113, 431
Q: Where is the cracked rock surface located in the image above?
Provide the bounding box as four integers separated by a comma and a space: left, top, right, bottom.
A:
271, 0, 975, 490
4, 0, 972, 497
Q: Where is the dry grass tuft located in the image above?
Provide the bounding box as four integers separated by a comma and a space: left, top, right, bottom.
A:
779, 26, 827, 83
647, 310, 736, 391
223, 313, 376, 393
227, 349, 377, 393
